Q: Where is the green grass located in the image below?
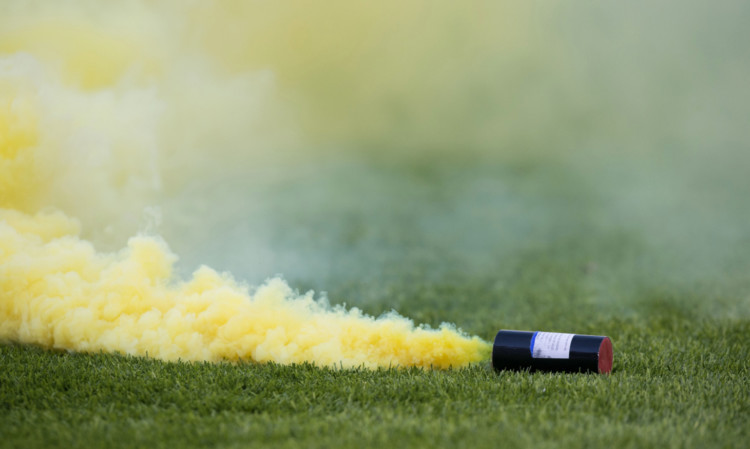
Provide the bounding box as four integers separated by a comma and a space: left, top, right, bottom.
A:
2, 156, 749, 448
1, 316, 748, 448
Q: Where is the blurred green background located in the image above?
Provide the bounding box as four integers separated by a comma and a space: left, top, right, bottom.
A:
154, 0, 750, 338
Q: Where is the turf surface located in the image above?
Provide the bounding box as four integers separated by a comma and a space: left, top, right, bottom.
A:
1, 318, 748, 448
2, 156, 749, 448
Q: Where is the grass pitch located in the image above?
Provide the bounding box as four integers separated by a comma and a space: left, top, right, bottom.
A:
2, 156, 749, 448
2, 318, 747, 448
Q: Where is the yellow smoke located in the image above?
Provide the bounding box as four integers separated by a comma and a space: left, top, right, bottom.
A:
0, 209, 488, 368
0, 1, 490, 368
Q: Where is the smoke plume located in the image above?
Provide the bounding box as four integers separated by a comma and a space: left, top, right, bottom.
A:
2, 0, 749, 365
0, 1, 492, 368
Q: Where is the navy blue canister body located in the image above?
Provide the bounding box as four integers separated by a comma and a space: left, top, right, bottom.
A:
492, 330, 613, 374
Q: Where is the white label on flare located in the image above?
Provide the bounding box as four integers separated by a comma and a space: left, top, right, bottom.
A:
531, 332, 575, 359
